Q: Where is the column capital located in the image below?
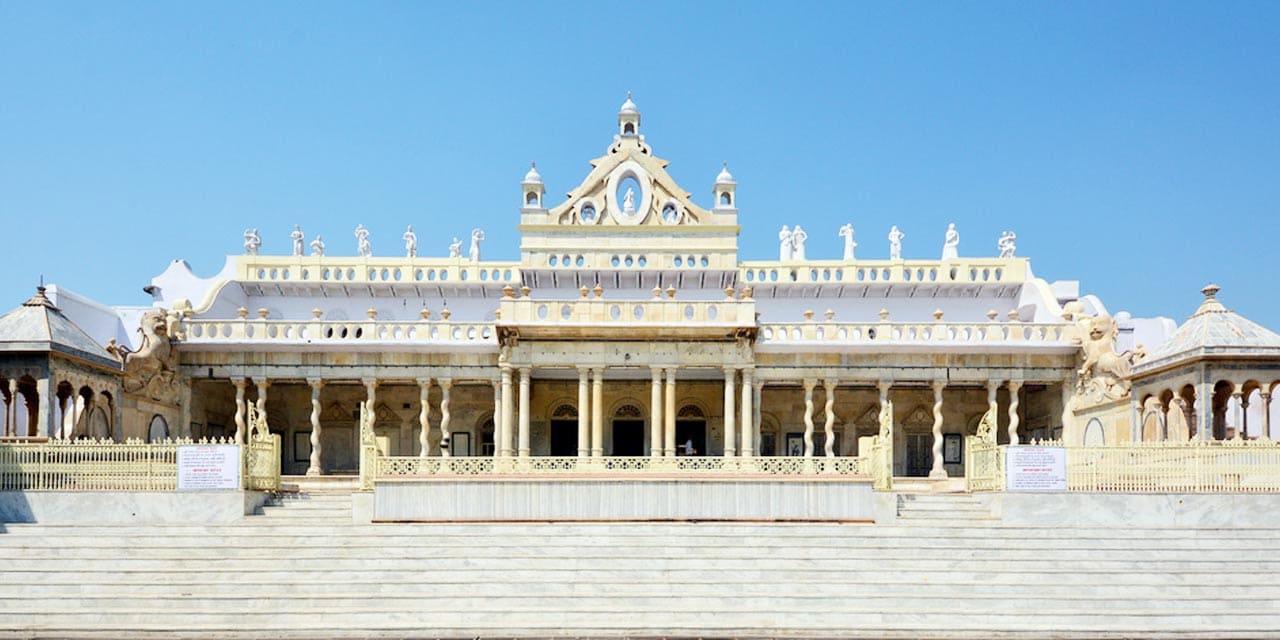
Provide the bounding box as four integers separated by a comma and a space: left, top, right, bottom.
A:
1008, 379, 1024, 391
307, 378, 324, 390
518, 367, 531, 379
578, 365, 593, 376
724, 366, 738, 377
803, 378, 817, 391
822, 378, 837, 389
252, 377, 270, 388
650, 366, 664, 378
877, 380, 892, 394
986, 379, 1003, 392
361, 377, 378, 389
417, 378, 433, 389
231, 377, 246, 388
438, 378, 453, 389
592, 368, 604, 381
931, 379, 946, 392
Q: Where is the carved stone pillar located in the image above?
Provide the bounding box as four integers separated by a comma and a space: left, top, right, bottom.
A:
752, 379, 763, 456
500, 366, 514, 457
34, 377, 49, 438
723, 368, 736, 457
1007, 380, 1023, 445
823, 379, 836, 457
1197, 380, 1213, 441
987, 379, 1001, 441
6, 378, 17, 437
307, 378, 324, 475
518, 368, 531, 457
1232, 390, 1245, 440
741, 368, 755, 457
232, 378, 247, 444
491, 380, 502, 458
664, 368, 677, 457
802, 379, 816, 457
650, 367, 663, 457
439, 379, 453, 456
577, 367, 590, 458
1262, 392, 1273, 441
252, 378, 270, 436
929, 380, 947, 479
591, 368, 604, 457
418, 379, 432, 457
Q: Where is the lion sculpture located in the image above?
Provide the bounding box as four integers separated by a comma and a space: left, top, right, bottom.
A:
1076, 314, 1135, 402
120, 310, 179, 402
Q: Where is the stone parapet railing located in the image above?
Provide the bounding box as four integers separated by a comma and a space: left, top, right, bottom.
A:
0, 437, 277, 491
757, 321, 1076, 346
740, 257, 1028, 287
236, 256, 522, 286
497, 297, 757, 340
181, 319, 497, 346
377, 455, 866, 478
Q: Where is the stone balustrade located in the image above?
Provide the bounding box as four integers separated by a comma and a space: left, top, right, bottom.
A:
377, 455, 865, 477
497, 297, 756, 334
757, 321, 1076, 346
182, 319, 497, 346
740, 257, 1028, 286
236, 256, 522, 285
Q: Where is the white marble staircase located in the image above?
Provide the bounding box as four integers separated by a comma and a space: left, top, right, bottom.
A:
2, 489, 1279, 639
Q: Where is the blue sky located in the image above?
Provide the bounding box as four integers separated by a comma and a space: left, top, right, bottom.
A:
1, 2, 1277, 327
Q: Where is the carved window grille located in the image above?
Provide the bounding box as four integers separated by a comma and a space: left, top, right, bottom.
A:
615, 404, 643, 418
677, 405, 705, 418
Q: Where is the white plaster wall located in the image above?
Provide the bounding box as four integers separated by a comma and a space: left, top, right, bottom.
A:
0, 490, 266, 524
995, 493, 1280, 528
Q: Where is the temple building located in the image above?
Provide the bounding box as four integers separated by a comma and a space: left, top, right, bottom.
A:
2, 95, 1278, 481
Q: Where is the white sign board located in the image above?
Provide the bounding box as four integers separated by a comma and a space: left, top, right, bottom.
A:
177, 445, 241, 490
1005, 446, 1067, 492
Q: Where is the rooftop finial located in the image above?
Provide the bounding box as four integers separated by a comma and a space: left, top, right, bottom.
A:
1193, 283, 1227, 316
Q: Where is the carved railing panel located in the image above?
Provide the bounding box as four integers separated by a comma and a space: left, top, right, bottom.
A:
237, 257, 521, 286
740, 258, 1029, 287
181, 320, 496, 346
376, 455, 866, 478
757, 322, 1073, 346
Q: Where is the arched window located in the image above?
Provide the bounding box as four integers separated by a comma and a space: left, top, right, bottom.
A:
720, 192, 731, 206
623, 123, 635, 135
526, 192, 538, 205
148, 415, 169, 442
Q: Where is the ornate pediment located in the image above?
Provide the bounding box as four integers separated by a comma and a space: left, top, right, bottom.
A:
320, 402, 351, 423
903, 405, 934, 428
548, 135, 713, 228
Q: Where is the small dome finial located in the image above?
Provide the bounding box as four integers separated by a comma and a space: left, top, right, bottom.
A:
1202, 283, 1220, 300
523, 162, 542, 183
1193, 283, 1228, 317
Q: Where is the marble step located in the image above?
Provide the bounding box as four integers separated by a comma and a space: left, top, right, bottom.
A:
4, 555, 1274, 571
0, 593, 1266, 613
6, 608, 1280, 634
1, 580, 1272, 599
1, 544, 1266, 562
11, 535, 1272, 551
4, 566, 1269, 585
8, 522, 1275, 538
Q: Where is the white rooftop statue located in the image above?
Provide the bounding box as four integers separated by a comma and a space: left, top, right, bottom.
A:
792, 225, 808, 261
998, 231, 1017, 258
310, 235, 325, 257
403, 225, 417, 258
942, 223, 959, 260
469, 228, 485, 262
888, 226, 905, 260
355, 224, 372, 258
622, 187, 636, 215
839, 223, 857, 261
243, 228, 261, 256
290, 225, 304, 257
779, 226, 793, 261
449, 237, 462, 258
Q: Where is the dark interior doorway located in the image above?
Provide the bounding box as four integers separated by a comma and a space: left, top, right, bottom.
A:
550, 420, 578, 456
906, 433, 930, 477
676, 420, 706, 456
612, 419, 644, 456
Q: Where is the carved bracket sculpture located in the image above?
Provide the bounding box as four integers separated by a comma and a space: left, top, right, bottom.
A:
119, 310, 180, 404
1073, 313, 1141, 405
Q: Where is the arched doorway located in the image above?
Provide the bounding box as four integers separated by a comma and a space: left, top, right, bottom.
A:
675, 405, 706, 456
549, 404, 578, 456
611, 404, 644, 456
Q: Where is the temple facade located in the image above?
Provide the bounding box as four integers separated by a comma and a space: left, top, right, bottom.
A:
3, 96, 1278, 481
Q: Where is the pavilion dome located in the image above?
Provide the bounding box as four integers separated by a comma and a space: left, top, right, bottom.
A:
715, 163, 735, 184
1134, 284, 1280, 373
523, 163, 542, 184
0, 287, 120, 370
619, 93, 639, 116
